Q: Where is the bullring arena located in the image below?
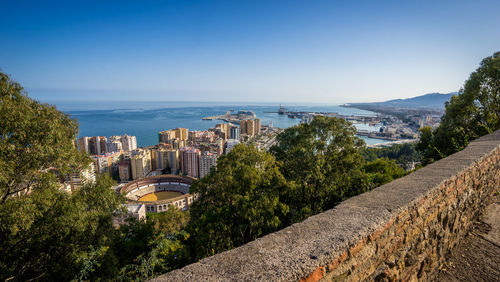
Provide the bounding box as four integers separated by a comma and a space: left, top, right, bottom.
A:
120, 175, 197, 213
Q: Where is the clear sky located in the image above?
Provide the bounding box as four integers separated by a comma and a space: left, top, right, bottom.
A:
1, 0, 499, 103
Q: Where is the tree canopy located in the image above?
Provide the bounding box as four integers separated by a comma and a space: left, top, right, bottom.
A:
0, 72, 125, 280
187, 144, 290, 259
111, 208, 191, 280
0, 72, 88, 204
363, 158, 406, 188
361, 142, 420, 169
0, 174, 123, 281
270, 116, 368, 222
417, 51, 500, 164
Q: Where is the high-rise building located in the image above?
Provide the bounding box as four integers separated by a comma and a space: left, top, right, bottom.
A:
240, 119, 255, 136
92, 154, 111, 174
77, 137, 90, 154
159, 130, 176, 143
131, 150, 151, 180
100, 138, 107, 154
254, 118, 261, 135
119, 160, 132, 182
167, 138, 186, 150
180, 147, 200, 178
175, 128, 189, 141
80, 135, 137, 155
240, 120, 247, 136
230, 126, 240, 140
89, 136, 107, 155
216, 123, 231, 139
151, 148, 169, 171
216, 138, 224, 155
199, 152, 217, 178
91, 152, 121, 176
213, 128, 227, 140
239, 119, 261, 136
121, 135, 137, 151
159, 128, 188, 142
106, 141, 122, 153
109, 135, 122, 143
88, 137, 96, 155
109, 152, 122, 177
150, 148, 158, 171
167, 149, 180, 174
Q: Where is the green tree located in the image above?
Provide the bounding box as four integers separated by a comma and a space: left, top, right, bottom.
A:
0, 72, 88, 204
362, 143, 421, 168
270, 116, 367, 221
0, 73, 123, 280
415, 126, 443, 165
110, 206, 192, 280
363, 158, 406, 188
117, 231, 191, 280
148, 206, 190, 235
418, 51, 500, 164
187, 144, 290, 260
112, 217, 156, 270
0, 174, 123, 281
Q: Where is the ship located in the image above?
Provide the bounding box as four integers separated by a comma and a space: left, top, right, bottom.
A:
237, 110, 256, 118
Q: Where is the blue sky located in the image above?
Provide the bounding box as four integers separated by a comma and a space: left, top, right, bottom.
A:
1, 0, 499, 103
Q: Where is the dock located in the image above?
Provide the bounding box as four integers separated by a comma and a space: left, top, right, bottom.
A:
202, 111, 232, 120
202, 110, 257, 122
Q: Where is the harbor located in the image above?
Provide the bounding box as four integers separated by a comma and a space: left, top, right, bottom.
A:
210, 105, 421, 144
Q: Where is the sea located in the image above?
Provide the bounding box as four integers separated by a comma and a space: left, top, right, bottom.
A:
49, 101, 391, 147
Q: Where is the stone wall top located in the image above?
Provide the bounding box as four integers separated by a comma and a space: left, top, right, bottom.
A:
153, 130, 500, 281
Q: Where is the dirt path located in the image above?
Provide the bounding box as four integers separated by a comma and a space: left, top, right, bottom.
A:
437, 193, 500, 281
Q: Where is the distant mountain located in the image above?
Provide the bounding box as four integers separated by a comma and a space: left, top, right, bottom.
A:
348, 92, 457, 110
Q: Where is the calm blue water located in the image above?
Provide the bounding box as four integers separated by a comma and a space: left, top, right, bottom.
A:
50, 101, 389, 147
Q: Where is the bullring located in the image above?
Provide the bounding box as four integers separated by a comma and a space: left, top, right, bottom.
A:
120, 175, 196, 213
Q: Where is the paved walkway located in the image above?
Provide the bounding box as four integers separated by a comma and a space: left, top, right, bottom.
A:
437, 193, 500, 281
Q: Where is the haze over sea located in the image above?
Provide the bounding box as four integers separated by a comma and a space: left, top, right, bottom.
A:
50, 100, 389, 147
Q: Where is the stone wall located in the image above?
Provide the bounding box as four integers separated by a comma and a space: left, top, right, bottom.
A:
153, 130, 500, 281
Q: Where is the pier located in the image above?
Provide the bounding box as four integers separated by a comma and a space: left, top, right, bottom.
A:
202, 110, 257, 123
202, 111, 232, 120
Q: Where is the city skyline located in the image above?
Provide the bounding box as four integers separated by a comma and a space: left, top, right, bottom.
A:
1, 0, 500, 103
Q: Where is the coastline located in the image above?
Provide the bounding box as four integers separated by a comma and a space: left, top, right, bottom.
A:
59, 102, 392, 147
